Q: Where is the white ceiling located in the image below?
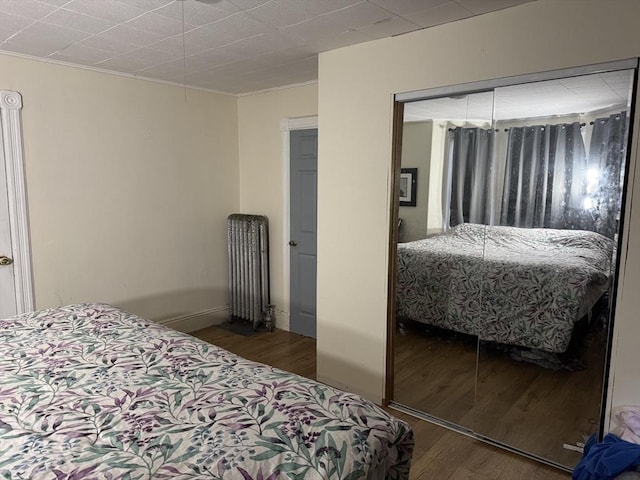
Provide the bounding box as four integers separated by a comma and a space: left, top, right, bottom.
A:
404, 70, 634, 122
0, 0, 539, 95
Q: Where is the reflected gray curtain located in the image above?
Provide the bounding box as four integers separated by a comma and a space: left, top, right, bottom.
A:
501, 122, 587, 229
588, 112, 627, 238
448, 127, 495, 226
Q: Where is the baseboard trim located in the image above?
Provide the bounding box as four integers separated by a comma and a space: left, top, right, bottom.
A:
276, 308, 290, 331
159, 306, 229, 333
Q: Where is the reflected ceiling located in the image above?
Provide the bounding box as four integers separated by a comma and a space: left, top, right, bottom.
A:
404, 70, 633, 122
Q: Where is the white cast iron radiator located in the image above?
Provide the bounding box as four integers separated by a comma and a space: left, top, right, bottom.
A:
227, 214, 271, 330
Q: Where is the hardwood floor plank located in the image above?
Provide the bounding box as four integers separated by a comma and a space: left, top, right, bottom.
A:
449, 466, 496, 480
191, 325, 571, 480
395, 326, 605, 468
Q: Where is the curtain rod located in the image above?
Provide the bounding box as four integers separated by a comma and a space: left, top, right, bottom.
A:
448, 122, 593, 132
446, 112, 625, 132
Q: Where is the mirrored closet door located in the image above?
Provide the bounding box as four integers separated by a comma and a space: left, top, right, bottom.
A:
389, 61, 637, 469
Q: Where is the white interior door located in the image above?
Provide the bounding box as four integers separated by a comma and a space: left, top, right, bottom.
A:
0, 90, 33, 319
0, 132, 17, 317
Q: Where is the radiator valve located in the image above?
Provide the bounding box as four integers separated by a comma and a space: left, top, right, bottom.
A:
263, 305, 275, 332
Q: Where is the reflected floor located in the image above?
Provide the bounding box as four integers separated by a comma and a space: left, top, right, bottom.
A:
393, 320, 607, 468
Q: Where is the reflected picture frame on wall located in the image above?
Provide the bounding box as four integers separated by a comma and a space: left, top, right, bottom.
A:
399, 168, 417, 207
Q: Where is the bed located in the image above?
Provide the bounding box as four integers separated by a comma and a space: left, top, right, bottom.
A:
0, 303, 413, 479
396, 223, 614, 353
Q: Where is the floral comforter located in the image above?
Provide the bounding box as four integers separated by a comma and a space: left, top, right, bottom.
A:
0, 304, 413, 480
396, 224, 613, 353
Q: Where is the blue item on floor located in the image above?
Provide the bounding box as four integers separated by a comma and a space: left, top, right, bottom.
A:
573, 434, 640, 480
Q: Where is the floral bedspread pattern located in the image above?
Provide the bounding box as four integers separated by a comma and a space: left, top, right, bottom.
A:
0, 304, 413, 480
396, 224, 613, 353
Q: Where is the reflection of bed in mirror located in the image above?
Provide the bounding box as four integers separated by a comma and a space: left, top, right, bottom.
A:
396, 223, 613, 354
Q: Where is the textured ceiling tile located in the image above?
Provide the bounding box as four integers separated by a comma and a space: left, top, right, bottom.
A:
48, 52, 87, 64
250, 57, 318, 86
307, 29, 372, 52
192, 75, 248, 93
182, 68, 231, 84
255, 44, 322, 66
147, 36, 209, 56
137, 60, 185, 76
302, 0, 363, 16
202, 12, 269, 37
251, 45, 320, 67
0, 0, 57, 20
36, 0, 74, 5
357, 15, 420, 38
153, 48, 242, 74
228, 0, 271, 9
215, 35, 267, 58
273, 68, 316, 85
126, 46, 182, 65
154, 1, 239, 26
80, 34, 139, 55
125, 12, 195, 36
185, 48, 245, 68
235, 77, 287, 92
246, 0, 364, 28
255, 31, 302, 51
63, 0, 146, 23
113, 0, 173, 10
56, 43, 115, 63
9, 22, 90, 51
0, 41, 58, 57
455, 0, 534, 15
246, 1, 315, 28
97, 53, 160, 72
0, 27, 16, 43
0, 11, 35, 31
0, 0, 545, 94
42, 9, 116, 34
369, 0, 449, 15
218, 32, 296, 58
280, 16, 348, 43
406, 2, 474, 28
99, 24, 166, 48
321, 2, 399, 30
182, 26, 233, 49
272, 55, 317, 75
182, 13, 270, 50
208, 57, 273, 76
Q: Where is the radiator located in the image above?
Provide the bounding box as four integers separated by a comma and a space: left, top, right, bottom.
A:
227, 214, 271, 330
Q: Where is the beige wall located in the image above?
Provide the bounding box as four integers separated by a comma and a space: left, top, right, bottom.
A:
237, 84, 318, 329
0, 54, 239, 326
399, 122, 430, 243
317, 0, 640, 420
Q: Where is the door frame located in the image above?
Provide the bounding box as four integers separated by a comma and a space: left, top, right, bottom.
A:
1, 90, 34, 315
280, 115, 318, 332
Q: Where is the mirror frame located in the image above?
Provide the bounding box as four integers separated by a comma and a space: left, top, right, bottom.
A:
385, 58, 640, 470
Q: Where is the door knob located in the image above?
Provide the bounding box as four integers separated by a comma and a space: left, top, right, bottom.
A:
0, 256, 13, 266
289, 240, 298, 246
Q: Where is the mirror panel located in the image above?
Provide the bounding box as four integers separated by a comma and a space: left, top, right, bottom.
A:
474, 70, 635, 467
390, 66, 637, 469
393, 91, 494, 428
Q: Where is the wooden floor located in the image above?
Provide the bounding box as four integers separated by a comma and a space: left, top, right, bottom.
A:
394, 324, 606, 467
192, 325, 570, 480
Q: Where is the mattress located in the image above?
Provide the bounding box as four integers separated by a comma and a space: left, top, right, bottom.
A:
396, 223, 613, 353
0, 303, 413, 479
